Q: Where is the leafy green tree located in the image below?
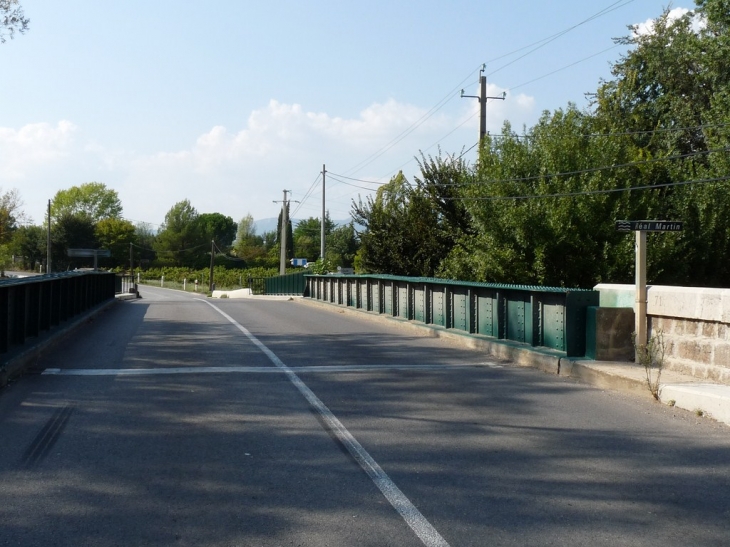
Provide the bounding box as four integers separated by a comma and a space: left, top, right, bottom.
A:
9, 224, 45, 270
197, 212, 237, 249
133, 222, 157, 267
293, 214, 335, 261
51, 182, 123, 223
352, 172, 448, 276
52, 213, 98, 270
326, 223, 359, 268
154, 200, 206, 267
0, 0, 29, 43
0, 188, 24, 244
95, 217, 136, 268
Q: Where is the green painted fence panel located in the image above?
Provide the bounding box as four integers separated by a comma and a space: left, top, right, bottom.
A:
304, 274, 599, 357
383, 283, 393, 315
452, 287, 469, 332
397, 283, 409, 319
432, 289, 446, 327
414, 286, 426, 323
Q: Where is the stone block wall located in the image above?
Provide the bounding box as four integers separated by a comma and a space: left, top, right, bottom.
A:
649, 316, 730, 383
595, 284, 730, 382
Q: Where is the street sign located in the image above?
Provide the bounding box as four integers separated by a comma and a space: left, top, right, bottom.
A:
615, 220, 683, 232
67, 248, 112, 257
290, 258, 308, 267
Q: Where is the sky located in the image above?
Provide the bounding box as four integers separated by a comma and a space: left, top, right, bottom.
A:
2, 0, 693, 230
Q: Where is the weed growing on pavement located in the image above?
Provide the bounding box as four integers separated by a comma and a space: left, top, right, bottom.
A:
633, 330, 666, 401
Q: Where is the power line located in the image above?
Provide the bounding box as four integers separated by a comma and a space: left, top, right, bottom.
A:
291, 172, 322, 218
486, 0, 635, 78
326, 172, 388, 185
436, 146, 730, 187
326, 174, 381, 192
342, 65, 485, 177
448, 175, 730, 201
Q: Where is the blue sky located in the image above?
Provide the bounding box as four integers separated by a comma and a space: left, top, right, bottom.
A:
2, 0, 690, 230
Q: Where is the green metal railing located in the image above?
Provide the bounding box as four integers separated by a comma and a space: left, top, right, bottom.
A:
248, 271, 307, 296
0, 271, 116, 357
305, 274, 599, 357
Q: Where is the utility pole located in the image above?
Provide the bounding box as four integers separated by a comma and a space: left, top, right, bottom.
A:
321, 164, 326, 260
461, 64, 506, 144
46, 199, 52, 274
130, 242, 134, 274
276, 190, 290, 275
209, 239, 215, 292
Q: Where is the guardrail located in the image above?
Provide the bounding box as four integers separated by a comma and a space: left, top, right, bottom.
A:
248, 271, 307, 296
0, 271, 116, 358
305, 274, 599, 357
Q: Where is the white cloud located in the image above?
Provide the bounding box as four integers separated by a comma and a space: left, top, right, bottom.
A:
0, 120, 77, 178
634, 7, 705, 37
4, 93, 536, 226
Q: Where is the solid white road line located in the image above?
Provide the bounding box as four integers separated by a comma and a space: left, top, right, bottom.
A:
200, 299, 451, 547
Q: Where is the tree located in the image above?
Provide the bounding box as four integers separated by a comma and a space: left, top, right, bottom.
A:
197, 212, 237, 249
1, 0, 29, 43
154, 200, 206, 267
0, 188, 24, 244
51, 182, 123, 223
95, 218, 136, 268
233, 214, 271, 266
132, 222, 157, 267
293, 214, 335, 261
326, 223, 359, 268
9, 225, 45, 270
52, 214, 98, 270
351, 172, 449, 276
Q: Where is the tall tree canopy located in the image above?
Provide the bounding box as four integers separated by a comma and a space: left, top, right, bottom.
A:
154, 200, 206, 267
52, 182, 123, 223
198, 213, 237, 249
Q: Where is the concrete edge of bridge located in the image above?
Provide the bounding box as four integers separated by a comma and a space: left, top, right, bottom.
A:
1, 299, 118, 388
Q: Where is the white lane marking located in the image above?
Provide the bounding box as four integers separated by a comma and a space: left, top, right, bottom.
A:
42, 363, 493, 376
200, 299, 451, 547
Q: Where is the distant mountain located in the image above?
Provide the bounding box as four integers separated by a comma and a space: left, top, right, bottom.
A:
253, 217, 351, 234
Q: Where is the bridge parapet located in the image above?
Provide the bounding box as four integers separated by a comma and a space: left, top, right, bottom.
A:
0, 272, 116, 366
305, 274, 598, 357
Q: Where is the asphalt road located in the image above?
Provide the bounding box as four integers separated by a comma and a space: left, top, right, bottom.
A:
1, 285, 729, 546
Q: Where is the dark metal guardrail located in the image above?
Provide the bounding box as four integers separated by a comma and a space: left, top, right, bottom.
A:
248, 277, 266, 295
249, 271, 307, 296
265, 271, 307, 295
305, 274, 599, 357
0, 271, 116, 357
